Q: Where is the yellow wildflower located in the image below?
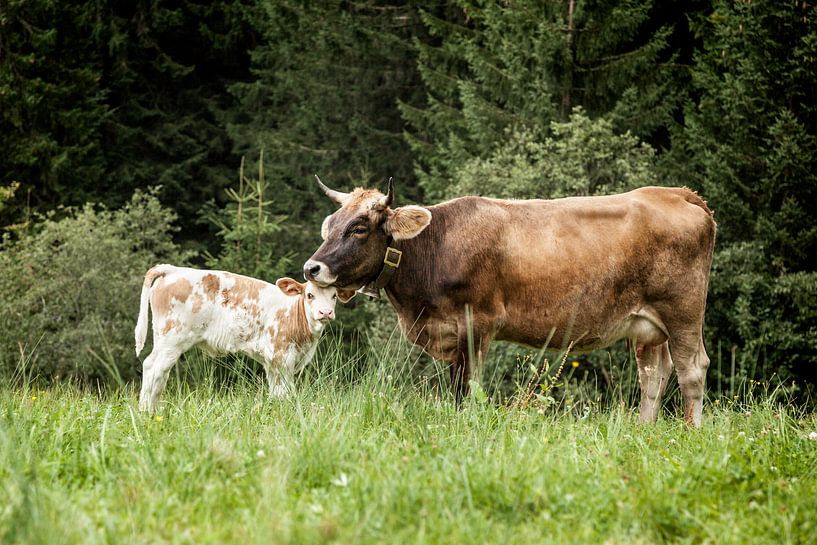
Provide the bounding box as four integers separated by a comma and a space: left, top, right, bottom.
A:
154, 415, 164, 422
571, 361, 580, 368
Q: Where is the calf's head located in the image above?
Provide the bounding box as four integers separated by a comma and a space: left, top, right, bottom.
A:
303, 177, 431, 289
276, 278, 355, 324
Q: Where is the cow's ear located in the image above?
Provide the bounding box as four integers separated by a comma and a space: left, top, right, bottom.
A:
276, 277, 305, 296
386, 205, 431, 240
336, 287, 357, 303
320, 215, 331, 240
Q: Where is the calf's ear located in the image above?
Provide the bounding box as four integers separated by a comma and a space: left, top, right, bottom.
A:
276, 277, 305, 296
386, 206, 431, 240
336, 287, 357, 303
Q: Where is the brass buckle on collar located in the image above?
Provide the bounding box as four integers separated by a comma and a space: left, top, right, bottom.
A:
384, 247, 402, 268
359, 245, 402, 299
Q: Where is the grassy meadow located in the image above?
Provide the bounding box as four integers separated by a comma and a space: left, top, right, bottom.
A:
1, 350, 816, 545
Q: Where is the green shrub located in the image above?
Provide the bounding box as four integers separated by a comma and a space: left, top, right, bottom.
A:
707, 241, 817, 388
445, 107, 657, 200
0, 188, 189, 384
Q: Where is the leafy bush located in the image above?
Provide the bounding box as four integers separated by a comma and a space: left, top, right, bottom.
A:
0, 189, 189, 384
707, 241, 817, 387
446, 108, 656, 200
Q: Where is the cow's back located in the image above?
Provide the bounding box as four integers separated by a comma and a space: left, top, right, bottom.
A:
404, 187, 715, 350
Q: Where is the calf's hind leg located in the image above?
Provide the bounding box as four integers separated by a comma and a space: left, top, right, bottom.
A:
138, 346, 183, 412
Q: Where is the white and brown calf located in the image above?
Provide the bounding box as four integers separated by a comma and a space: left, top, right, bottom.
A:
134, 264, 354, 411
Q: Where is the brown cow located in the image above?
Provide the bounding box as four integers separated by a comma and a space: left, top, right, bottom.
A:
304, 179, 716, 425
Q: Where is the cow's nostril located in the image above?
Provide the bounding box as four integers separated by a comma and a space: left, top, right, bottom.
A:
304, 263, 321, 280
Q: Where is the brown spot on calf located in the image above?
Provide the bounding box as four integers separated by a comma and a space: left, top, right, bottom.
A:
150, 277, 193, 317
270, 298, 312, 354
201, 274, 220, 302
161, 319, 178, 335
191, 294, 203, 314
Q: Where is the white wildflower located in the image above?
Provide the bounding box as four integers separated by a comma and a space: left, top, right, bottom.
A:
331, 473, 350, 487
309, 503, 324, 514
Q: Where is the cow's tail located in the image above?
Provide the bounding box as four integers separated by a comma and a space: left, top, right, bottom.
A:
681, 187, 717, 258
682, 188, 717, 337
135, 264, 172, 356
682, 187, 714, 219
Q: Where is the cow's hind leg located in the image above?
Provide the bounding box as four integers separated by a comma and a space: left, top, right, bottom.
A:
138, 346, 183, 412
636, 341, 673, 423
670, 332, 710, 426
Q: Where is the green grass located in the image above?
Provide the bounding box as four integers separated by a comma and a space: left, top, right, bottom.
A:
2, 362, 816, 545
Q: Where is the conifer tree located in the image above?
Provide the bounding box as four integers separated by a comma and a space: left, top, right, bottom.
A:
0, 1, 107, 215
401, 0, 698, 199
228, 1, 431, 264
671, 0, 817, 382
1, 0, 257, 241
98, 0, 258, 238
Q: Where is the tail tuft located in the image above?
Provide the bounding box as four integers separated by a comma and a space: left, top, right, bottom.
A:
681, 187, 714, 220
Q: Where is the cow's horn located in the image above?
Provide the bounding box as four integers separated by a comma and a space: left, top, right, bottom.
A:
374, 177, 394, 210
315, 174, 349, 205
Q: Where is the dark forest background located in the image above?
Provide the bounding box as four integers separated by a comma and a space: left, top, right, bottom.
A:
1, 0, 815, 399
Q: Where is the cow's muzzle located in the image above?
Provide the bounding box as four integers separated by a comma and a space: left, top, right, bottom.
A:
303, 259, 336, 287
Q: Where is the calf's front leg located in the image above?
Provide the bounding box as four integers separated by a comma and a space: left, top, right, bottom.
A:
263, 359, 295, 398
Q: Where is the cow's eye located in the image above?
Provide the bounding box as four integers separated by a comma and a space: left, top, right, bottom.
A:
351, 225, 368, 235
307, 293, 315, 300
332, 294, 337, 300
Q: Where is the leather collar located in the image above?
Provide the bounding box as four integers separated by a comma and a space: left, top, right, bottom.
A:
357, 240, 402, 298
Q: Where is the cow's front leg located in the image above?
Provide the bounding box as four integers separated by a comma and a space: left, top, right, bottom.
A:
451, 333, 471, 404
452, 317, 493, 405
